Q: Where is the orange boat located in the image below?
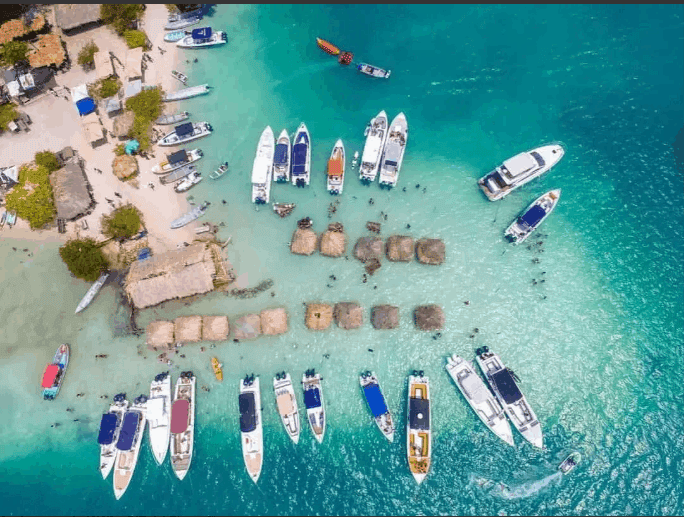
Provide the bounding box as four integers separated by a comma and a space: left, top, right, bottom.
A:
316, 37, 340, 56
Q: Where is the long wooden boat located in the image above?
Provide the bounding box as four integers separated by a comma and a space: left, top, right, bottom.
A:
75, 272, 109, 314
42, 344, 69, 400
316, 37, 340, 56
170, 201, 210, 229
163, 84, 211, 102
156, 111, 190, 125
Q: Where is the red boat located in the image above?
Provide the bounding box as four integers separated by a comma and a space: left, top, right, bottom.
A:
316, 38, 340, 56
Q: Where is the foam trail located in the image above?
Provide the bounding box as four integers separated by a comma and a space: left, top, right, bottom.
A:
471, 472, 563, 500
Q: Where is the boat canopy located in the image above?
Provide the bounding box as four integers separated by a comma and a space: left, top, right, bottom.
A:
384, 142, 401, 164
97, 413, 118, 445
361, 136, 382, 162
175, 122, 194, 138
292, 143, 308, 174
363, 384, 388, 418
251, 155, 270, 183
41, 364, 59, 388
192, 27, 211, 40
304, 386, 321, 409
147, 397, 166, 426
273, 143, 288, 165
116, 411, 140, 451
239, 393, 257, 433
168, 150, 188, 164
460, 373, 492, 405
520, 205, 546, 229
170, 399, 189, 434
491, 369, 523, 405
503, 153, 536, 176
328, 157, 343, 177
409, 397, 430, 430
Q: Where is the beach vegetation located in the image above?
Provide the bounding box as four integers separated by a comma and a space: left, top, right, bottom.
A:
77, 40, 98, 67
90, 76, 120, 100
4, 162, 56, 229
100, 4, 145, 36
59, 238, 109, 282
0, 41, 29, 66
35, 151, 60, 172
100, 203, 143, 241
123, 29, 147, 49
0, 103, 19, 131
125, 87, 163, 151
114, 144, 126, 156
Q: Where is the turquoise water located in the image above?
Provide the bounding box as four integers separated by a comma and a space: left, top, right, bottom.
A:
1, 4, 683, 515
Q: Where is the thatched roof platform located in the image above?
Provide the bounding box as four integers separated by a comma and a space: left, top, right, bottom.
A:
174, 315, 203, 342
305, 303, 333, 330
386, 235, 414, 262
146, 320, 174, 351
112, 154, 138, 179
371, 305, 399, 329
233, 314, 261, 340
320, 223, 346, 257
416, 238, 446, 265
291, 228, 318, 255
202, 316, 229, 341
29, 34, 66, 68
354, 237, 384, 263
260, 308, 288, 335
49, 157, 94, 221
55, 4, 101, 33
414, 305, 445, 330
334, 302, 363, 330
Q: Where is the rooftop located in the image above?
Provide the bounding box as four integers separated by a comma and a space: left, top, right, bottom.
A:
49, 157, 94, 221
54, 4, 101, 32
28, 34, 66, 68
0, 14, 46, 45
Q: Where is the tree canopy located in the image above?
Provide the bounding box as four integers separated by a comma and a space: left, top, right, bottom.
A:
100, 203, 142, 241
0, 41, 29, 66
59, 238, 109, 282
125, 88, 163, 151
4, 162, 56, 229
0, 103, 18, 131
35, 151, 60, 172
100, 4, 144, 35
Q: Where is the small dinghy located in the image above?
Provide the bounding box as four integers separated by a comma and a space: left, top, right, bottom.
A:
209, 161, 229, 180
504, 189, 561, 244
174, 171, 202, 193
357, 63, 391, 79
171, 70, 188, 84
273, 129, 291, 183
75, 272, 109, 313
558, 452, 581, 474
156, 111, 190, 125
170, 201, 210, 229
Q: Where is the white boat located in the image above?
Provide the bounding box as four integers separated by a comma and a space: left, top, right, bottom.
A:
75, 272, 109, 314
170, 201, 210, 229
273, 372, 300, 444
98, 393, 129, 480
158, 122, 213, 147
407, 371, 431, 484
505, 189, 561, 244
174, 171, 203, 193
170, 371, 196, 480
252, 126, 274, 204
357, 63, 391, 79
475, 346, 543, 449
163, 84, 211, 102
302, 369, 325, 443
359, 110, 389, 184
559, 452, 581, 475
151, 148, 203, 174
163, 30, 190, 43
165, 16, 202, 31
0, 211, 6, 229
327, 139, 345, 195
351, 151, 359, 169
379, 112, 408, 189
445, 354, 514, 447
177, 27, 227, 49
273, 129, 291, 183
147, 372, 172, 466
156, 111, 190, 125
239, 374, 263, 483
171, 70, 188, 85
360, 371, 395, 442
113, 395, 148, 500
291, 123, 311, 187
159, 164, 197, 185
209, 161, 229, 180
478, 144, 565, 201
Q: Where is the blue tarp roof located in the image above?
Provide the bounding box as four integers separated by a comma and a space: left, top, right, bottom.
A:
76, 98, 96, 116
124, 139, 139, 155
273, 143, 288, 165
176, 122, 193, 137
137, 247, 151, 261
520, 205, 546, 229
363, 384, 388, 418
97, 413, 118, 445
115, 411, 140, 451
192, 27, 212, 39
304, 387, 321, 409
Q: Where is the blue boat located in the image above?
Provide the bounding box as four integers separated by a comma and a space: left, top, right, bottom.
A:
504, 189, 561, 244
164, 30, 190, 43
360, 371, 395, 442
98, 393, 129, 479
291, 123, 311, 187
41, 344, 69, 400
113, 396, 148, 500
302, 369, 325, 443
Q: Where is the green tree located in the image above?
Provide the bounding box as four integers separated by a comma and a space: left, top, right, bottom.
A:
59, 238, 109, 282
100, 4, 144, 35
125, 88, 163, 151
4, 163, 56, 229
77, 41, 99, 67
0, 41, 29, 66
0, 103, 18, 131
123, 29, 147, 49
100, 203, 142, 240
35, 151, 60, 172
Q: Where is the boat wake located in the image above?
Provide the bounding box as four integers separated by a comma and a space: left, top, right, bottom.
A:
470, 472, 562, 500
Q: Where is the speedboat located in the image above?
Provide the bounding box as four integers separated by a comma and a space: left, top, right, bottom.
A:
302, 369, 326, 443
158, 122, 213, 147
478, 144, 565, 201
360, 371, 395, 442
475, 346, 543, 449
152, 149, 203, 174
174, 171, 203, 193
98, 393, 129, 479
558, 452, 581, 474
357, 63, 391, 79
160, 164, 197, 185
407, 371, 431, 484
209, 161, 229, 180
239, 374, 263, 483
75, 272, 109, 313
445, 354, 513, 446
113, 395, 148, 500
163, 84, 211, 102
148, 372, 171, 466
505, 189, 561, 244
291, 123, 311, 187
274, 371, 300, 444
170, 201, 210, 229
379, 112, 408, 189
163, 30, 191, 43
316, 37, 340, 56
170, 371, 196, 480
273, 130, 291, 183
351, 151, 359, 169
252, 126, 274, 204
326, 139, 345, 195
359, 110, 389, 184
171, 69, 188, 84
156, 111, 190, 125
177, 27, 227, 49
42, 344, 69, 400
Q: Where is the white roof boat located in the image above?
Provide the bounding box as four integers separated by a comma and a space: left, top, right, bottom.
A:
170, 201, 210, 229
273, 129, 291, 183
98, 393, 129, 480
445, 354, 514, 447
327, 139, 345, 195
274, 372, 300, 444
357, 63, 391, 79
291, 123, 311, 187
171, 69, 188, 85
475, 346, 543, 449
75, 272, 109, 313
42, 344, 69, 401
407, 371, 431, 484
209, 161, 229, 180
148, 372, 172, 466
360, 371, 395, 442
558, 452, 581, 475
152, 148, 203, 174
478, 144, 565, 201
505, 189, 561, 244
164, 30, 191, 43
163, 84, 211, 102
156, 111, 190, 125
174, 171, 203, 193
159, 164, 197, 185
177, 27, 227, 49
302, 369, 326, 443
170, 371, 196, 480
379, 112, 408, 189
252, 126, 274, 204
158, 121, 213, 147
240, 374, 263, 483
113, 395, 148, 500
359, 110, 389, 184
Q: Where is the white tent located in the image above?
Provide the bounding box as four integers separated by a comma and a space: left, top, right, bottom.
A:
71, 83, 89, 104
81, 112, 104, 145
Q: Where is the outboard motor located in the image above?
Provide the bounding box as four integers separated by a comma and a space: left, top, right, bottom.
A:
412, 370, 418, 377
366, 371, 372, 377
114, 393, 126, 403
134, 394, 148, 405
418, 370, 424, 377
275, 372, 281, 380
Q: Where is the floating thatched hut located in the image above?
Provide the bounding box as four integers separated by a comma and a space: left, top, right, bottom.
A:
354, 237, 384, 263
320, 223, 346, 257
305, 303, 333, 330
146, 320, 175, 350
233, 314, 261, 340
414, 305, 445, 330
174, 315, 203, 342
260, 308, 288, 335
371, 305, 400, 329
202, 316, 230, 341
416, 238, 446, 265
291, 228, 318, 255
334, 302, 363, 330
386, 235, 414, 262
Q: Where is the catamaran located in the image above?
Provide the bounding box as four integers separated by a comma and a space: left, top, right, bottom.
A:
407, 371, 431, 484
156, 111, 189, 125
170, 371, 196, 480
478, 144, 565, 201
379, 112, 408, 189
152, 149, 203, 174
159, 164, 197, 185
445, 354, 514, 447
359, 110, 389, 184
327, 139, 345, 195
170, 201, 210, 229
302, 369, 326, 444
291, 123, 311, 187
148, 372, 171, 466
273, 129, 291, 183
177, 27, 227, 49
113, 395, 148, 500
158, 122, 213, 147
75, 272, 109, 313
360, 371, 395, 442
505, 189, 561, 244
174, 171, 203, 193
163, 84, 211, 102
274, 372, 300, 444
252, 126, 274, 204
98, 393, 129, 479
42, 344, 69, 400
240, 374, 263, 483
475, 346, 543, 449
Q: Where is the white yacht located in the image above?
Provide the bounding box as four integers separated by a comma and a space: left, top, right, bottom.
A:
505, 189, 561, 244
302, 369, 325, 443
176, 27, 227, 49
478, 144, 565, 201
475, 347, 543, 449
252, 126, 274, 204
147, 372, 171, 466
360, 371, 395, 442
359, 110, 389, 184
273, 371, 300, 444
273, 129, 291, 183
378, 112, 408, 189
170, 371, 196, 480
239, 374, 263, 483
158, 122, 213, 147
445, 354, 514, 447
98, 393, 129, 479
407, 371, 431, 484
326, 139, 345, 195
113, 395, 148, 500
291, 123, 311, 187
151, 149, 203, 174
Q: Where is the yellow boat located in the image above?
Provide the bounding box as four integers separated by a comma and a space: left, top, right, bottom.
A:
211, 357, 223, 382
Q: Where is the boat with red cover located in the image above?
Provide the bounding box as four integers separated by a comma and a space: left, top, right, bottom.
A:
316, 37, 340, 56
170, 371, 196, 480
42, 344, 69, 400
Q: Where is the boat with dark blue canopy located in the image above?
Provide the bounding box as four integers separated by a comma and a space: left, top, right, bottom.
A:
99, 393, 128, 480
116, 411, 140, 451
291, 123, 311, 187
360, 371, 395, 441
304, 386, 321, 408
505, 189, 561, 244
302, 369, 325, 443
239, 393, 257, 433
98, 413, 118, 445
273, 130, 291, 182
177, 26, 227, 48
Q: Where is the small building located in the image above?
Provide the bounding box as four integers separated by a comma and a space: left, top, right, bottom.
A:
28, 34, 66, 68
49, 157, 95, 221
94, 50, 115, 80
103, 96, 122, 116
124, 47, 143, 81
0, 165, 19, 189
81, 112, 106, 147
54, 4, 102, 35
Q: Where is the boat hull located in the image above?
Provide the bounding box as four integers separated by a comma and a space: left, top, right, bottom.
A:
360, 372, 395, 442
170, 202, 210, 229
99, 398, 129, 479
291, 123, 311, 187
163, 84, 211, 102
379, 113, 408, 189
327, 139, 345, 195
113, 399, 147, 500
316, 37, 340, 56
170, 373, 196, 480
273, 130, 291, 183
302, 372, 326, 443
42, 344, 69, 400
155, 111, 190, 125
158, 123, 212, 147
251, 126, 274, 204
75, 272, 109, 313
359, 111, 389, 184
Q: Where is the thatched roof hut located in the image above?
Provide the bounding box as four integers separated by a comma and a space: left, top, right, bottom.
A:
113, 111, 135, 138
174, 315, 203, 342
146, 320, 174, 351
305, 303, 333, 330
354, 237, 384, 263
334, 302, 363, 330
386, 235, 414, 262
202, 316, 229, 341
29, 34, 66, 68
320, 223, 346, 257
291, 228, 318, 255
233, 314, 261, 340
371, 305, 399, 329
414, 305, 445, 330
416, 238, 446, 265
260, 308, 288, 335
125, 47, 144, 81
49, 157, 94, 221
94, 50, 114, 80
54, 4, 101, 33
0, 15, 46, 45
112, 154, 138, 180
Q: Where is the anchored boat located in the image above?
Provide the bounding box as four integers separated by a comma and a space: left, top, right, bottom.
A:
273, 129, 291, 183
316, 37, 340, 56
171, 69, 188, 84
158, 122, 213, 147
251, 126, 274, 204
152, 148, 203, 174
505, 189, 561, 244
291, 123, 311, 187
165, 8, 203, 31
360, 371, 395, 442
164, 30, 191, 43
211, 357, 223, 381
42, 344, 69, 400
156, 111, 190, 125
240, 374, 263, 483
559, 452, 581, 474
302, 369, 326, 443
75, 272, 109, 313
159, 164, 197, 185
274, 372, 300, 444
177, 27, 227, 49
163, 84, 211, 102
359, 110, 389, 184
209, 161, 229, 180
148, 372, 172, 466
379, 112, 408, 189
170, 201, 210, 229
407, 371, 431, 484
174, 171, 203, 193
113, 395, 148, 500
98, 393, 129, 479
357, 63, 391, 79
326, 139, 345, 195
170, 371, 196, 480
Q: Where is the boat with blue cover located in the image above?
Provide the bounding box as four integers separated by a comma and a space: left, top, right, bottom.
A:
99, 393, 129, 479
291, 123, 311, 187
113, 395, 148, 500
148, 372, 171, 466
240, 374, 263, 483
41, 344, 69, 400
158, 121, 213, 147
360, 371, 395, 442
177, 27, 227, 49
302, 369, 326, 443
407, 371, 431, 484
505, 189, 561, 244
273, 130, 291, 183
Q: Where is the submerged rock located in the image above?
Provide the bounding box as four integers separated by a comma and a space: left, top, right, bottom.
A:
305, 303, 333, 330
233, 314, 262, 340
354, 237, 384, 263
386, 235, 414, 262
416, 238, 445, 265
291, 228, 318, 255
334, 302, 363, 329
260, 308, 288, 335
414, 304, 445, 330
364, 257, 382, 275
371, 305, 399, 329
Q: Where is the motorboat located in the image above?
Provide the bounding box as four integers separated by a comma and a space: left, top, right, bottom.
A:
273, 129, 291, 183
170, 371, 196, 480
209, 161, 229, 180
171, 69, 188, 84
302, 369, 326, 443
379, 112, 408, 189
251, 126, 274, 204
170, 201, 210, 229
407, 371, 431, 484
445, 354, 514, 447
163, 30, 191, 43
326, 139, 345, 195
558, 452, 581, 474
174, 171, 203, 193
159, 164, 197, 185
360, 371, 395, 442
152, 149, 203, 174
98, 393, 129, 479
211, 357, 223, 381
240, 374, 263, 483
478, 144, 565, 201
155, 111, 190, 125
148, 372, 172, 466
357, 63, 391, 79
165, 8, 203, 31
75, 272, 109, 313
163, 84, 211, 102
177, 27, 227, 49
291, 123, 311, 187
5, 210, 16, 227
113, 395, 148, 500
273, 371, 300, 444
158, 122, 213, 147
359, 110, 389, 184
505, 189, 561, 244
42, 344, 69, 400
475, 346, 543, 449
316, 37, 340, 56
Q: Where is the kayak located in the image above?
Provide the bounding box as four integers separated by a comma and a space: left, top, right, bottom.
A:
316, 37, 340, 56
211, 357, 223, 382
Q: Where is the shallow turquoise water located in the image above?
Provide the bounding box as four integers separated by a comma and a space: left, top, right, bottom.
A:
1, 4, 683, 515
